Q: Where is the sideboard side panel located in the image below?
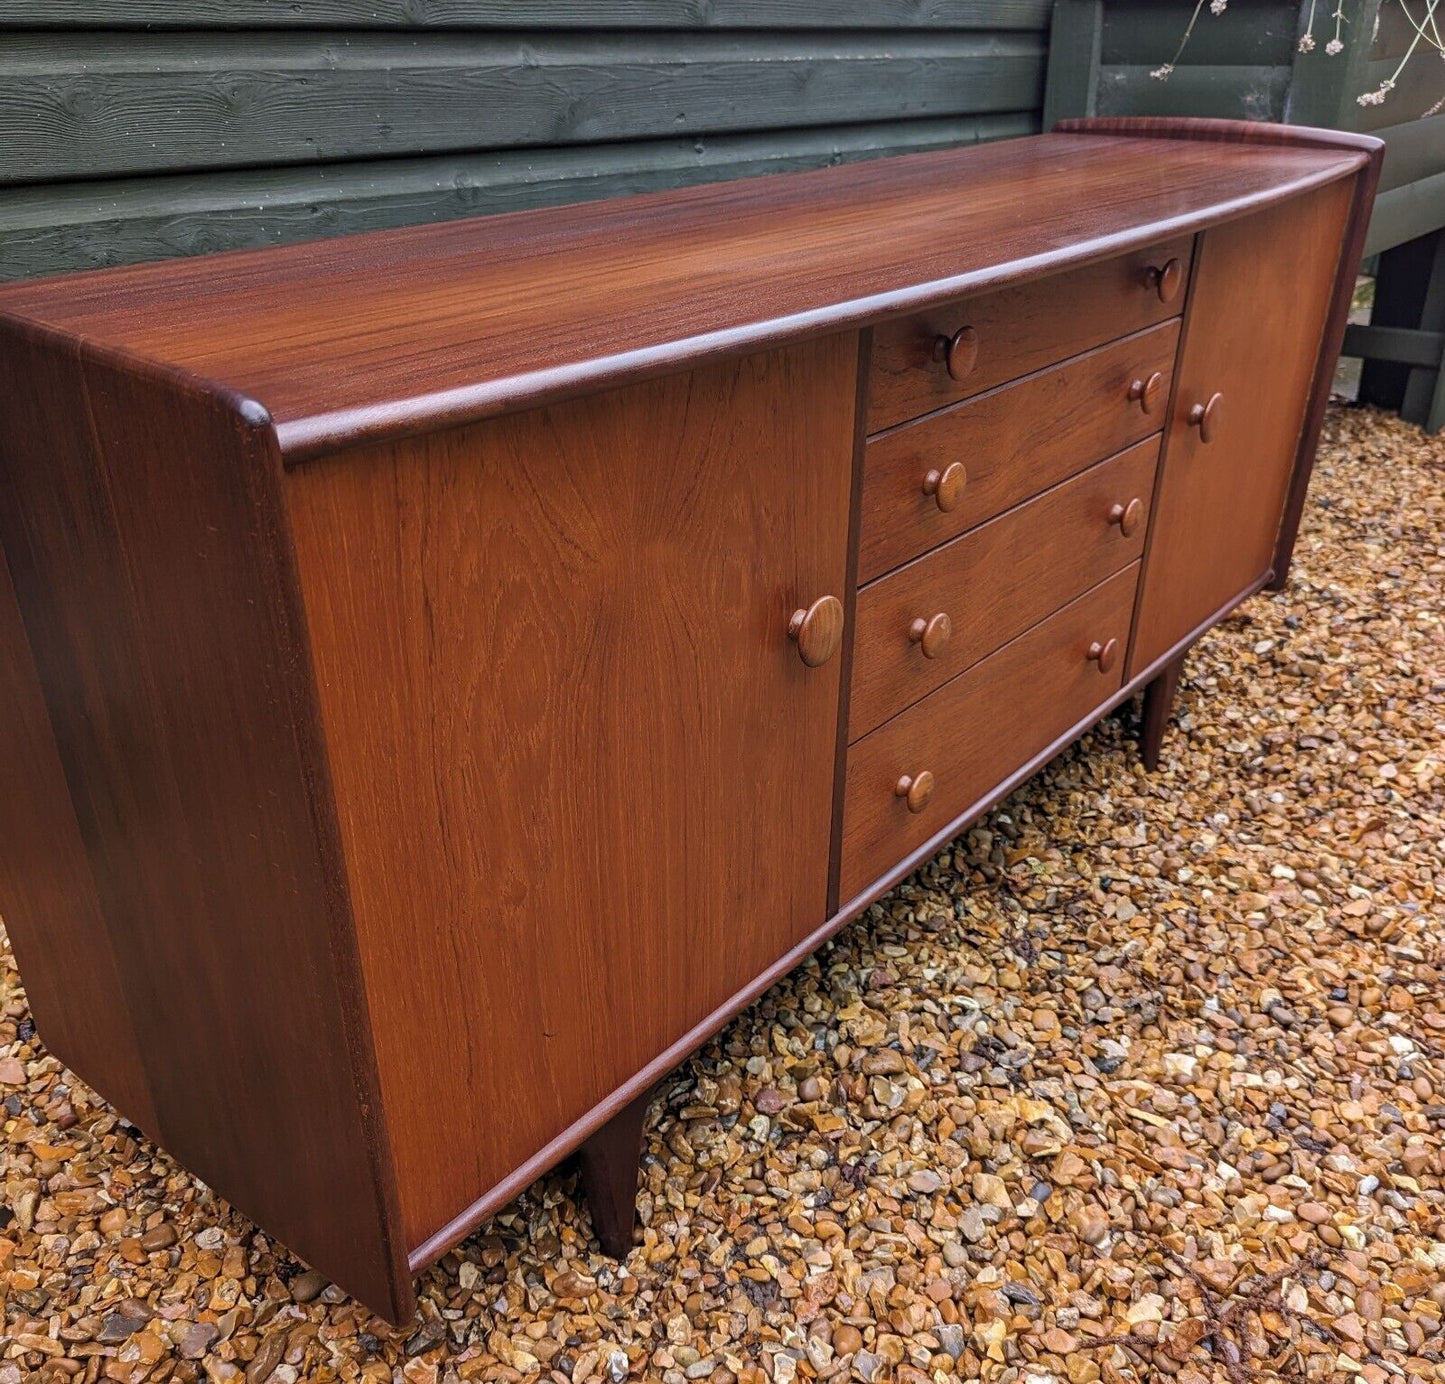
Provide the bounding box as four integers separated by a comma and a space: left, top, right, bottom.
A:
0, 540, 160, 1136
287, 335, 857, 1251
0, 322, 408, 1320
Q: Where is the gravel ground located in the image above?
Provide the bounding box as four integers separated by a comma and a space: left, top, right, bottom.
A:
2, 404, 1442, 1384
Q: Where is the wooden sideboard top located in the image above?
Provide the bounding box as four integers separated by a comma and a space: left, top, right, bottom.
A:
0, 119, 1375, 463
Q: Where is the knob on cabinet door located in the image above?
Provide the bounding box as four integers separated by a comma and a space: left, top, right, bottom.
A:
1187, 391, 1223, 443
933, 325, 978, 382
1108, 497, 1144, 537
1087, 638, 1119, 674
921, 461, 967, 513
1127, 371, 1164, 414
895, 770, 935, 814
908, 612, 952, 659
1145, 258, 1184, 304
787, 594, 844, 668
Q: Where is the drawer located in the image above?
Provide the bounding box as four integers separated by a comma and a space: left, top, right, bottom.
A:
839, 563, 1138, 902
849, 437, 1157, 740
867, 236, 1192, 431
860, 319, 1177, 582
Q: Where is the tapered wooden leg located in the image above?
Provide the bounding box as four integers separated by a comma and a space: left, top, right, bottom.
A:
1140, 654, 1186, 771
576, 1090, 651, 1258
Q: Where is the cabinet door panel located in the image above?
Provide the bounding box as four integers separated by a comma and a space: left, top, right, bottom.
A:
286, 335, 857, 1251
1130, 182, 1352, 674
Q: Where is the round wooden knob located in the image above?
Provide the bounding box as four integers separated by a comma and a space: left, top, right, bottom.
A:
1187, 391, 1223, 443
1087, 638, 1119, 674
1146, 258, 1183, 304
1108, 497, 1144, 537
908, 611, 952, 659
921, 461, 966, 513
788, 595, 844, 667
934, 326, 978, 382
894, 770, 935, 814
1127, 370, 1164, 415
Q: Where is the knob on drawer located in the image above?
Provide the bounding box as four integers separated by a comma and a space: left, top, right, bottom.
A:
895, 770, 935, 814
788, 595, 844, 667
1127, 371, 1164, 415
1108, 497, 1144, 537
908, 612, 953, 659
1145, 257, 1184, 304
933, 326, 978, 382
1087, 638, 1119, 674
922, 461, 967, 513
1187, 391, 1224, 443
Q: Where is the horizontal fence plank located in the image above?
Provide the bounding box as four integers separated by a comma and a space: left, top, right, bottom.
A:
1341, 322, 1445, 368
1100, 0, 1296, 67
0, 32, 1045, 183
0, 0, 1053, 27
1365, 169, 1445, 256
0, 112, 1037, 280
1378, 113, 1445, 193
1095, 63, 1292, 121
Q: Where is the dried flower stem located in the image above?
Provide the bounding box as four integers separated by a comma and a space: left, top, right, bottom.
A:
1360, 0, 1444, 103
1152, 0, 1211, 80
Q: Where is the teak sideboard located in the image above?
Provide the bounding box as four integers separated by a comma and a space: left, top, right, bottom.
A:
0, 118, 1380, 1322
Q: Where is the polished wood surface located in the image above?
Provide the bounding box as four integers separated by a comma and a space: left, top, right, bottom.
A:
1129, 180, 1353, 675
0, 121, 1380, 1326
285, 336, 855, 1251
841, 564, 1138, 901
860, 321, 1176, 583
0, 320, 408, 1319
0, 545, 159, 1138
850, 438, 1155, 739
867, 236, 1191, 430
0, 136, 1364, 460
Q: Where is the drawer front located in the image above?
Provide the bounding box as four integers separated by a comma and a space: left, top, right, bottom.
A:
840, 563, 1138, 902
867, 237, 1193, 431
850, 437, 1157, 740
860, 319, 1178, 582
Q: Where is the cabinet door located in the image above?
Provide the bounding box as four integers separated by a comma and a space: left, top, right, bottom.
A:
286, 335, 857, 1251
1130, 182, 1353, 674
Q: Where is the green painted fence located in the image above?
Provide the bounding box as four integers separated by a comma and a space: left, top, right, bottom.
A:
0, 2, 1051, 280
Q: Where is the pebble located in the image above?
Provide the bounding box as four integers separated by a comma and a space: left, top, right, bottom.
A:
1, 405, 1443, 1384
138, 1221, 178, 1251
288, 1269, 328, 1303
1074, 1206, 1110, 1247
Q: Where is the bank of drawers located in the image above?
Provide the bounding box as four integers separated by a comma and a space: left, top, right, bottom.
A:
841, 239, 1194, 899
840, 565, 1138, 899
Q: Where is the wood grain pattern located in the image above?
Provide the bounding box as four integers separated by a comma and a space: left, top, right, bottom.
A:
1272, 129, 1386, 586
1129, 179, 1353, 674
3, 0, 1054, 27
866, 235, 1191, 430
0, 133, 1367, 461
0, 32, 1044, 184
0, 320, 409, 1320
849, 438, 1156, 740
0, 544, 159, 1138
860, 320, 1177, 582
284, 336, 856, 1252
841, 563, 1138, 901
